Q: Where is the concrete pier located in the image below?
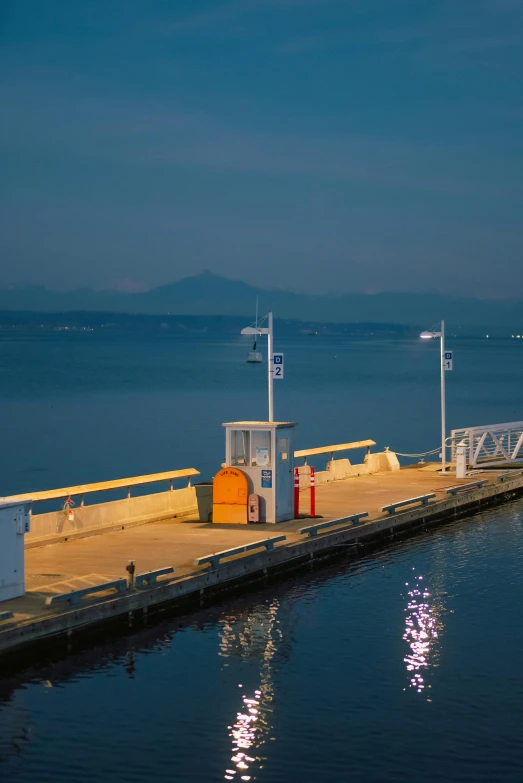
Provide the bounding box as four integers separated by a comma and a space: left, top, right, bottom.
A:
1, 464, 522, 659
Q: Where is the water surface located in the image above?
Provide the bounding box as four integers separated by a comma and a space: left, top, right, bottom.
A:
0, 331, 522, 782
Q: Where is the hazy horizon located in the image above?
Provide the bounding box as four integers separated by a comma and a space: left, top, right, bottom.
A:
1, 269, 523, 303
2, 1, 523, 299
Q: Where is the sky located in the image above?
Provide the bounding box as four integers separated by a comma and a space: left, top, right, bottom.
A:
1, 0, 522, 297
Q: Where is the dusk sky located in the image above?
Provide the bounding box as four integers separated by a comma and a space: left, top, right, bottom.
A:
1, 0, 522, 297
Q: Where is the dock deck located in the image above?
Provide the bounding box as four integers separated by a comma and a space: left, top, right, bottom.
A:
1, 464, 523, 658
22, 466, 478, 589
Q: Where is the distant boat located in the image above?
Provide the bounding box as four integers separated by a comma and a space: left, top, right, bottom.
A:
247, 297, 263, 363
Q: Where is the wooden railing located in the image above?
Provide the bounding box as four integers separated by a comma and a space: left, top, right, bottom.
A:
8, 468, 202, 543
294, 440, 375, 464
5, 468, 200, 505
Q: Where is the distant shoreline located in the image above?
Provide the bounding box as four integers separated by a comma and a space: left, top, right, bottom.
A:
0, 310, 417, 337
1, 272, 521, 332
0, 311, 514, 339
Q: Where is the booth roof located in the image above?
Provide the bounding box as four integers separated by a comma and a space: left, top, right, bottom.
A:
222, 421, 297, 428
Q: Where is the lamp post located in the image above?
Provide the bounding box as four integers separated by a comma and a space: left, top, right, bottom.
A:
241, 312, 274, 422
420, 320, 447, 473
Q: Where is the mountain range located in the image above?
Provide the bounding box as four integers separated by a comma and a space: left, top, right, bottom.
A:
0, 271, 520, 332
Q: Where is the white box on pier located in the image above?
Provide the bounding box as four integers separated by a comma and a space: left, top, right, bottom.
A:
0, 499, 31, 602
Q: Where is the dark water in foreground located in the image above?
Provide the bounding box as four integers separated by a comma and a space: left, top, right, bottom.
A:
1, 505, 523, 783
1, 332, 523, 781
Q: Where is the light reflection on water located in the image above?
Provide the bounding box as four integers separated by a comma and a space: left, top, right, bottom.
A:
219, 600, 280, 780
403, 569, 444, 698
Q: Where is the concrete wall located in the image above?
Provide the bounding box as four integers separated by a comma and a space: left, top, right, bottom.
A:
297, 451, 400, 487
26, 486, 198, 542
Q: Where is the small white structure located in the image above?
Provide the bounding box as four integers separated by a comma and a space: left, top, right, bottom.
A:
246, 348, 263, 363
223, 421, 296, 523
455, 441, 468, 478
0, 499, 31, 601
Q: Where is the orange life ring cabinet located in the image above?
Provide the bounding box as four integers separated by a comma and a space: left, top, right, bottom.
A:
212, 467, 249, 524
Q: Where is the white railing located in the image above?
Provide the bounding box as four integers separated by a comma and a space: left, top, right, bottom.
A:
451, 421, 523, 468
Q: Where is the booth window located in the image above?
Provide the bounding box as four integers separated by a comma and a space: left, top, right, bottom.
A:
231, 430, 250, 466
251, 430, 271, 467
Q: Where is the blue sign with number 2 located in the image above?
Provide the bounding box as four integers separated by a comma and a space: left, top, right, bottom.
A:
273, 353, 284, 379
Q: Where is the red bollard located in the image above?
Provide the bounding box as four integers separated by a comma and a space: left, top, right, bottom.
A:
294, 467, 300, 518
310, 466, 316, 517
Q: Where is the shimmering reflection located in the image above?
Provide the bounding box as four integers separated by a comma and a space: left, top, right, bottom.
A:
403, 569, 444, 696
219, 600, 282, 780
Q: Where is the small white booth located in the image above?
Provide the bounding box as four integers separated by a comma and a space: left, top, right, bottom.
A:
223, 421, 296, 523
0, 499, 31, 602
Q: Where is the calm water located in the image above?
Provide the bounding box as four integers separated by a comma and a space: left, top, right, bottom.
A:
1, 330, 523, 782
0, 330, 522, 492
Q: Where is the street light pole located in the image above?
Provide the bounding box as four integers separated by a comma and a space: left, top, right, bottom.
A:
440, 319, 446, 474
241, 312, 274, 423
267, 312, 274, 422
420, 320, 447, 474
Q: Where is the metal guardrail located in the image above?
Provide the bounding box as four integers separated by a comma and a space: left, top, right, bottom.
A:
294, 440, 375, 464
451, 422, 523, 468
497, 469, 523, 482
43, 567, 178, 608
45, 578, 127, 607
445, 481, 487, 496
135, 567, 174, 588
195, 536, 287, 568
381, 493, 436, 515
299, 512, 369, 537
